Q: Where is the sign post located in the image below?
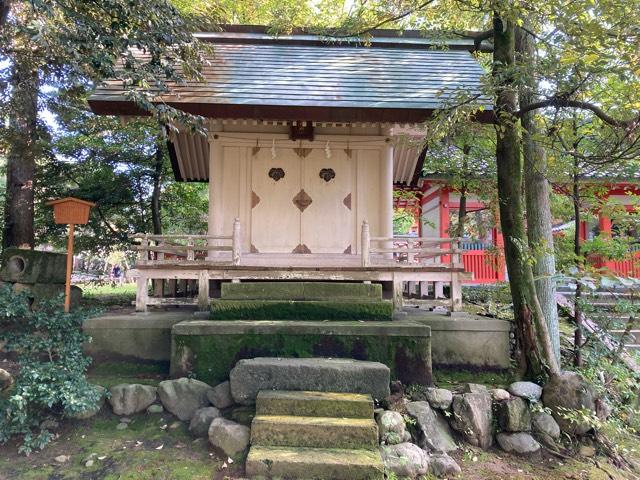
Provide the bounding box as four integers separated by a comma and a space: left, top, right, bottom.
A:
46, 197, 95, 312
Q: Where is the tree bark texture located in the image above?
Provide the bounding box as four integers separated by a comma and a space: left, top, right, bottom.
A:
493, 13, 560, 378
573, 165, 583, 367
3, 49, 39, 249
151, 139, 164, 235
515, 25, 561, 362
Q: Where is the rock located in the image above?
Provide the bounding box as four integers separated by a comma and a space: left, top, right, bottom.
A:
596, 398, 612, 421
508, 381, 542, 402
401, 430, 413, 443
119, 417, 132, 424
229, 405, 256, 427
579, 445, 596, 457
451, 392, 493, 449
116, 422, 128, 430
108, 384, 157, 416
496, 432, 541, 454
0, 368, 14, 393
207, 381, 234, 409
158, 378, 214, 421
229, 357, 390, 405
70, 385, 107, 420
489, 388, 510, 402
376, 410, 406, 445
496, 397, 531, 432
85, 459, 94, 468
147, 404, 164, 414
406, 401, 457, 453
208, 418, 250, 458
462, 383, 487, 394
54, 455, 70, 463
430, 453, 462, 478
542, 371, 596, 435
425, 388, 453, 410
532, 411, 560, 439
40, 418, 60, 431
169, 421, 182, 429
189, 407, 222, 438
379, 442, 430, 479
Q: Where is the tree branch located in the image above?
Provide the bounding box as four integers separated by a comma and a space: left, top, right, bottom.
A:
518, 98, 640, 129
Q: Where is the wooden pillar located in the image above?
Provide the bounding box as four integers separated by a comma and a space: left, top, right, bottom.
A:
599, 214, 612, 237
450, 274, 462, 312
380, 137, 394, 256
392, 274, 404, 311
208, 127, 223, 259
197, 270, 210, 311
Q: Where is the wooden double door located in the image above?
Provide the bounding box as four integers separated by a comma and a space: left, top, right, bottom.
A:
250, 147, 354, 254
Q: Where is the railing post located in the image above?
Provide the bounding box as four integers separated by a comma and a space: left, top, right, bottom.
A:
187, 237, 195, 261
361, 220, 370, 267
232, 217, 241, 266
197, 270, 210, 311
139, 235, 149, 263
135, 272, 149, 313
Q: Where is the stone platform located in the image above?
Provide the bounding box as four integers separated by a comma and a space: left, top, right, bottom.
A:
170, 320, 432, 386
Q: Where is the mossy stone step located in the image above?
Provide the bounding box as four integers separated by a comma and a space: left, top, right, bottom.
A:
221, 281, 382, 301
251, 415, 379, 450
210, 299, 393, 321
256, 390, 374, 419
246, 446, 384, 480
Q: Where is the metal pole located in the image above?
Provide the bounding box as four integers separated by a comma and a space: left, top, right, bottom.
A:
64, 223, 75, 313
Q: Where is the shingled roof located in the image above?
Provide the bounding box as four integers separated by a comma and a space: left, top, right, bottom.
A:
88, 26, 491, 123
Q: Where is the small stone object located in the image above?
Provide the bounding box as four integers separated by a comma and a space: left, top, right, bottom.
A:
496, 432, 541, 454
158, 378, 214, 421
189, 407, 222, 438
169, 421, 182, 430
532, 411, 560, 439
54, 455, 70, 464
376, 410, 406, 445
579, 445, 596, 457
430, 453, 462, 478
508, 381, 542, 402
451, 392, 493, 450
119, 417, 132, 424
85, 459, 94, 468
542, 371, 596, 435
425, 388, 453, 410
489, 388, 510, 402
116, 422, 128, 430
380, 442, 430, 479
497, 397, 531, 432
108, 384, 157, 416
208, 418, 250, 458
147, 404, 164, 414
207, 381, 234, 409
406, 401, 457, 453
462, 383, 487, 394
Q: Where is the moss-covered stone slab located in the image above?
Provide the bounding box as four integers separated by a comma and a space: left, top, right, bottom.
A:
210, 299, 393, 321
171, 320, 432, 388
256, 390, 373, 419
251, 415, 379, 450
0, 247, 66, 284
246, 446, 384, 480
221, 281, 382, 301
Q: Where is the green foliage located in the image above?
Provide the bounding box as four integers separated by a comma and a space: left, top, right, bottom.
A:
0, 286, 100, 454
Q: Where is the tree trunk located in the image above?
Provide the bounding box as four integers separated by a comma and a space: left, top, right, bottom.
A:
456, 147, 470, 238
516, 25, 561, 362
2, 49, 39, 249
151, 139, 164, 235
573, 163, 583, 367
493, 12, 560, 379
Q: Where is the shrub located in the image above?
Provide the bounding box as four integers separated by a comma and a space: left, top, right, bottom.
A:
0, 285, 100, 454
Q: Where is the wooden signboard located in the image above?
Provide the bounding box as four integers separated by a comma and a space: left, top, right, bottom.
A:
46, 197, 95, 312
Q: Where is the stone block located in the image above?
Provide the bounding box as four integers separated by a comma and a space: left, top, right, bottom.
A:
451, 392, 493, 450
257, 390, 373, 419
406, 401, 457, 453
496, 397, 531, 432
229, 357, 390, 405
0, 248, 66, 284
251, 415, 379, 450
158, 378, 214, 421
172, 320, 431, 387
246, 446, 384, 480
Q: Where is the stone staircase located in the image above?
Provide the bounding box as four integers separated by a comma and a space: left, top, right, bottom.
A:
245, 390, 384, 480
210, 281, 393, 321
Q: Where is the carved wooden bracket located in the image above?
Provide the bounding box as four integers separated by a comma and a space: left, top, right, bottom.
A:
292, 244, 312, 254
268, 167, 285, 181
319, 168, 336, 182
292, 189, 313, 212
294, 147, 312, 158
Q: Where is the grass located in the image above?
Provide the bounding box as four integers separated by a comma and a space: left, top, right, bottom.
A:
80, 282, 137, 308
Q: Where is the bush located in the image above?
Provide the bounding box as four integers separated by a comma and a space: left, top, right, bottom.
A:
0, 286, 100, 454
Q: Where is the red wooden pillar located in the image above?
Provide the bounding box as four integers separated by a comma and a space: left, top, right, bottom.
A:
493, 229, 506, 282
598, 214, 612, 237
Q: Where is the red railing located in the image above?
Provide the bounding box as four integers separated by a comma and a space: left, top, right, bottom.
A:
462, 249, 505, 284
590, 250, 640, 278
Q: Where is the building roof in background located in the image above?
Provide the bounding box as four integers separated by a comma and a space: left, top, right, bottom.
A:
88, 26, 491, 123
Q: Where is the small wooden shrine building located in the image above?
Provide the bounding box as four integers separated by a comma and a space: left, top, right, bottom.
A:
89, 26, 491, 311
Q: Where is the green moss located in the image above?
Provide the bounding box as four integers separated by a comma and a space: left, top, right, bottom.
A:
174, 330, 431, 386
88, 361, 168, 389
432, 368, 517, 389
210, 299, 393, 320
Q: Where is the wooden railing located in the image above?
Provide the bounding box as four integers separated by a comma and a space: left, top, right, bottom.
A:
360, 221, 462, 267
130, 218, 241, 266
